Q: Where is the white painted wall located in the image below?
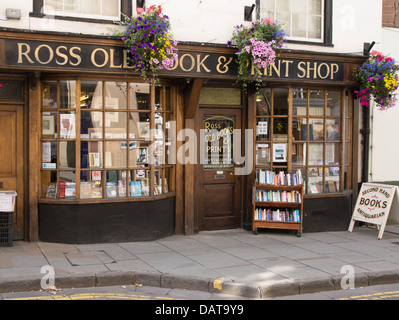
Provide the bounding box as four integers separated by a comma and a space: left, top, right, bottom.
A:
370, 27, 399, 183
0, 0, 383, 55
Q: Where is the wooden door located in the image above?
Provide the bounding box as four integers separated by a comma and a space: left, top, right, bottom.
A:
0, 105, 24, 237
197, 108, 242, 231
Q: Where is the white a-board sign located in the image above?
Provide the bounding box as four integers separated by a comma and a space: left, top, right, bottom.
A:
349, 183, 398, 239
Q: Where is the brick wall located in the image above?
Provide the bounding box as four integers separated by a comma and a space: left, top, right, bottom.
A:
383, 0, 399, 27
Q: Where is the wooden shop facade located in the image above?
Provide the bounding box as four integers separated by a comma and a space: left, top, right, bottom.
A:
0, 29, 366, 243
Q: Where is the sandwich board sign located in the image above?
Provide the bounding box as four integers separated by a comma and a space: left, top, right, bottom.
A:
349, 183, 398, 239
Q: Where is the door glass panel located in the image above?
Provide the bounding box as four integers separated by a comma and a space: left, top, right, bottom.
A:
203, 115, 235, 170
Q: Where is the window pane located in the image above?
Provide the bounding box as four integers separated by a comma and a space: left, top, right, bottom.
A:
309, 90, 324, 115
81, 111, 103, 139
81, 141, 103, 169
326, 168, 340, 193
310, 118, 324, 141
292, 0, 307, 13
293, 89, 307, 116
327, 91, 341, 116
129, 143, 149, 167
81, 81, 103, 109
256, 143, 271, 166
309, 0, 322, 15
308, 168, 322, 194
292, 14, 307, 38
260, 0, 275, 10
105, 141, 127, 168
42, 141, 57, 169
129, 83, 151, 110
42, 112, 57, 138
276, 0, 290, 11
273, 89, 289, 115
199, 87, 241, 105
60, 112, 76, 139
80, 171, 102, 199
308, 143, 323, 166
256, 118, 270, 141
42, 81, 58, 109
105, 82, 127, 110
276, 12, 291, 31
106, 170, 127, 198
105, 112, 127, 139
41, 171, 58, 198
59, 171, 76, 199
293, 118, 307, 141
129, 169, 150, 196
292, 143, 307, 166
327, 119, 340, 141
326, 143, 340, 164
60, 81, 76, 109
309, 15, 322, 39
59, 141, 76, 169
130, 112, 151, 140
257, 89, 272, 116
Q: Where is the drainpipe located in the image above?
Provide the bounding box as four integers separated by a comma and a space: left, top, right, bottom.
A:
361, 42, 375, 183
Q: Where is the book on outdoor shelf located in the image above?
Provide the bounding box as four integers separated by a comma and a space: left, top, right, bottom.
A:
255, 208, 301, 222
256, 169, 303, 186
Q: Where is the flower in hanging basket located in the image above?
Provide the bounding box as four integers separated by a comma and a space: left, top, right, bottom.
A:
354, 50, 399, 110
114, 5, 178, 83
228, 18, 287, 91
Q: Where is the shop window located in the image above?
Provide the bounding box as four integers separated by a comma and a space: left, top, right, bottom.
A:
40, 79, 175, 201
255, 87, 352, 195
257, 0, 332, 45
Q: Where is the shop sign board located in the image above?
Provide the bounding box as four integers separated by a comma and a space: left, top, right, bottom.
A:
349, 183, 398, 239
3, 39, 344, 82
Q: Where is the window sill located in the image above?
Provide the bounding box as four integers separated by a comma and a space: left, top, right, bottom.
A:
287, 39, 334, 48
38, 192, 176, 204
29, 12, 120, 25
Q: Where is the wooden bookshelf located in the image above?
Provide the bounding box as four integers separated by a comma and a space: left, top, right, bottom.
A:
252, 184, 304, 237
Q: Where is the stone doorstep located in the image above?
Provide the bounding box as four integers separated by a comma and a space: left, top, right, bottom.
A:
3, 270, 399, 299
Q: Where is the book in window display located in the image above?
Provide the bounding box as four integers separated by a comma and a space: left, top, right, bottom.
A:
130, 181, 142, 197
46, 184, 57, 199
60, 114, 76, 139
91, 181, 102, 199
80, 182, 93, 199
106, 182, 118, 198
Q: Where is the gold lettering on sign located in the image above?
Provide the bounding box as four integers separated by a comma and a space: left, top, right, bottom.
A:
217, 56, 233, 74
110, 49, 122, 69
17, 43, 34, 64
56, 46, 68, 66
180, 54, 195, 72
35, 44, 54, 65
197, 54, 211, 73
91, 48, 109, 68
70, 47, 82, 66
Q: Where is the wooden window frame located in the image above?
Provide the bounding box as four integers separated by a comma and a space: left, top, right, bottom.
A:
254, 86, 351, 196
256, 0, 333, 47
39, 77, 175, 203
31, 0, 132, 24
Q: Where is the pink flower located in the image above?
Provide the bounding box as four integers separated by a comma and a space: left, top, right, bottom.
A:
368, 77, 374, 81
371, 50, 383, 57
136, 8, 144, 14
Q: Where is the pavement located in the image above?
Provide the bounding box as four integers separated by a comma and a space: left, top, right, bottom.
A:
3, 225, 399, 299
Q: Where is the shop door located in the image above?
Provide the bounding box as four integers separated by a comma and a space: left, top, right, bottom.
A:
197, 108, 242, 231
0, 105, 24, 238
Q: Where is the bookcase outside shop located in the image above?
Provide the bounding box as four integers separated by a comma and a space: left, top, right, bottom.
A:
253, 170, 304, 237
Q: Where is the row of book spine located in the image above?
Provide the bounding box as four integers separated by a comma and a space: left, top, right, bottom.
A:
257, 169, 303, 186
256, 190, 301, 203
255, 208, 301, 222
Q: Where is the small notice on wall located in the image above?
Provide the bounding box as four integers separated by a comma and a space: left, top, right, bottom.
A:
349, 183, 398, 239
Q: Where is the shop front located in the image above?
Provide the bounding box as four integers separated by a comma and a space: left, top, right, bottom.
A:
0, 29, 365, 244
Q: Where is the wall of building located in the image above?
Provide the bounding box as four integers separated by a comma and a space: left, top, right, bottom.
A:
369, 26, 399, 183
0, 0, 383, 55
